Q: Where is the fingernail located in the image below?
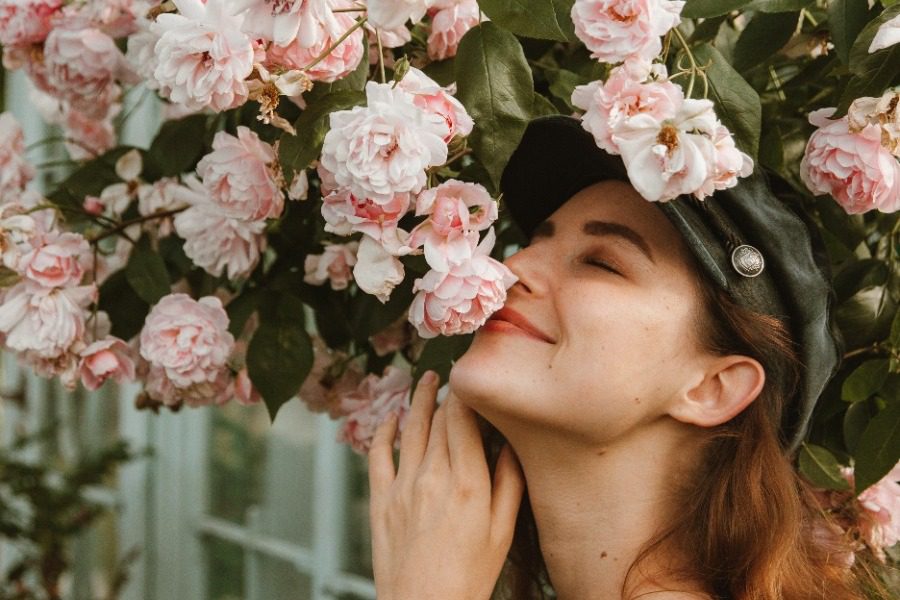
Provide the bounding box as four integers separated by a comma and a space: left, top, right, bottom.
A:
422, 370, 437, 385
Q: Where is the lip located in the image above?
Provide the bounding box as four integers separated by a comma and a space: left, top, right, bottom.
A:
485, 307, 556, 344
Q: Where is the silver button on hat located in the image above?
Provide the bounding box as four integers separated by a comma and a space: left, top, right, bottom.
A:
731, 244, 765, 278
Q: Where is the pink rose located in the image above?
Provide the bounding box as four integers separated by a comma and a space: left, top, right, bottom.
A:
368, 0, 429, 30
612, 97, 721, 202
336, 365, 412, 454
571, 65, 683, 155
0, 0, 62, 47
144, 362, 234, 407
407, 180, 497, 271
137, 177, 188, 237
369, 316, 411, 356
571, 0, 684, 65
60, 103, 120, 161
151, 0, 259, 112
0, 282, 96, 358
409, 229, 517, 338
18, 231, 90, 288
695, 124, 754, 200
320, 81, 448, 203
0, 113, 35, 202
232, 0, 335, 46
42, 24, 132, 120
197, 127, 284, 221
427, 0, 481, 61
0, 203, 39, 270
353, 235, 406, 303
856, 461, 900, 562
800, 108, 900, 214
139, 293, 235, 389
79, 337, 136, 391
396, 67, 474, 141
264, 7, 365, 83
321, 188, 411, 246
304, 242, 359, 291
299, 337, 364, 417
848, 91, 900, 158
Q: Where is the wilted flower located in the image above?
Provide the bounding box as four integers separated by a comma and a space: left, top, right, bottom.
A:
336, 365, 412, 454
800, 108, 900, 214
409, 229, 517, 338
571, 0, 684, 65
848, 90, 900, 157
139, 293, 235, 389
0, 112, 34, 202
352, 234, 405, 303
299, 337, 364, 416
320, 81, 448, 203
304, 242, 359, 291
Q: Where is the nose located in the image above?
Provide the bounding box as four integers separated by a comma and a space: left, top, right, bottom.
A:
503, 243, 547, 296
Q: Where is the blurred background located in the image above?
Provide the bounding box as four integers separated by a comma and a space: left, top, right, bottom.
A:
1, 69, 376, 600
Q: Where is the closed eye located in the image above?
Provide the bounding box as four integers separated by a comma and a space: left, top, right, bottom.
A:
583, 257, 621, 275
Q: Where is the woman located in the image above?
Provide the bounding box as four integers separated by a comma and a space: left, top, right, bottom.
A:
368, 116, 876, 599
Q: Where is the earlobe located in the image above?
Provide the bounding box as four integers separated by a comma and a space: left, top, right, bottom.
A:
669, 356, 766, 428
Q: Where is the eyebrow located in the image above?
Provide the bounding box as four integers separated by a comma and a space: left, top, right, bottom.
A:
531, 219, 656, 264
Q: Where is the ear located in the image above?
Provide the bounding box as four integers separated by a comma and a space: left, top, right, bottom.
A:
668, 355, 766, 428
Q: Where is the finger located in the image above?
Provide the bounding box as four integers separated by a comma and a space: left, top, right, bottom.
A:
368, 412, 399, 503
445, 392, 488, 472
490, 443, 525, 548
422, 401, 450, 468
397, 370, 440, 480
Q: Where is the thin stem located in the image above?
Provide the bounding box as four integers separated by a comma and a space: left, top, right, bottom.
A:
671, 27, 698, 98
35, 159, 78, 170
376, 30, 386, 84
88, 206, 187, 245
333, 7, 365, 12
304, 17, 367, 73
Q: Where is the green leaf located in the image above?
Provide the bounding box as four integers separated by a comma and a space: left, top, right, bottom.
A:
148, 115, 208, 177
842, 359, 890, 402
247, 293, 314, 420
477, 0, 576, 42
125, 236, 170, 306
829, 0, 877, 65
98, 270, 150, 341
853, 401, 900, 493
746, 0, 812, 11
547, 68, 584, 111
682, 0, 751, 18
226, 288, 262, 337
837, 3, 900, 113
850, 2, 900, 70
835, 287, 897, 348
691, 44, 762, 159
798, 443, 851, 491
413, 334, 474, 387
278, 90, 367, 179
455, 23, 535, 188
532, 92, 559, 116
732, 12, 798, 73
844, 399, 875, 453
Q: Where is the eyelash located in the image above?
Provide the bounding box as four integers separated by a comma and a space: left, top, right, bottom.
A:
583, 256, 621, 275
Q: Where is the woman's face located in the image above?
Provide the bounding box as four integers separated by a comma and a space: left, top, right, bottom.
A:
450, 179, 715, 446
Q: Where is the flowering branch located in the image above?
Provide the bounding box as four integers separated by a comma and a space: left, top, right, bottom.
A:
88, 207, 188, 245
303, 17, 368, 73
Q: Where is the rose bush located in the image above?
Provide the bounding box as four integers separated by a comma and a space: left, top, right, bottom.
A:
1, 0, 899, 569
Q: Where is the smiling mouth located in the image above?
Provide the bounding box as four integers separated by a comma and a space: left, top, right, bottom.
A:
484, 308, 556, 343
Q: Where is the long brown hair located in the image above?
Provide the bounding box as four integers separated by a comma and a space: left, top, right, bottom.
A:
491, 272, 889, 599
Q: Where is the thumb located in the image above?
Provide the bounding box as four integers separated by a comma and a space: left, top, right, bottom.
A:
489, 443, 525, 548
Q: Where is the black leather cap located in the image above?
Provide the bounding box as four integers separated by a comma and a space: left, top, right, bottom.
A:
500, 116, 843, 453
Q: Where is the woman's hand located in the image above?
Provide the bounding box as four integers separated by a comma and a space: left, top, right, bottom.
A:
368, 371, 525, 600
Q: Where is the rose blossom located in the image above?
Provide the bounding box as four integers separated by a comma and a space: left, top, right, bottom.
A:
145, 362, 234, 407
612, 97, 721, 202
299, 337, 364, 417
304, 242, 359, 290
336, 365, 412, 454
695, 124, 753, 200
174, 203, 267, 279
0, 0, 62, 47
264, 4, 365, 83
0, 203, 39, 270
571, 64, 683, 155
42, 24, 132, 120
427, 0, 481, 61
61, 103, 120, 161
231, 0, 337, 46
367, 0, 429, 30
407, 180, 496, 271
800, 107, 900, 214
0, 282, 96, 358
853, 461, 900, 562
396, 67, 474, 141
409, 229, 517, 338
18, 231, 90, 288
848, 90, 900, 158
79, 337, 136, 391
0, 112, 35, 202
197, 127, 284, 220
369, 316, 411, 356
151, 0, 259, 112
139, 293, 235, 389
353, 235, 406, 302
321, 188, 411, 246
572, 0, 684, 65
869, 13, 900, 53
137, 177, 188, 236
320, 81, 448, 203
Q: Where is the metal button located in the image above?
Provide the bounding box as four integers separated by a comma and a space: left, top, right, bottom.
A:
731, 244, 765, 278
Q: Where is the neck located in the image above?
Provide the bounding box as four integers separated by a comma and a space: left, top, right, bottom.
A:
502, 417, 705, 600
